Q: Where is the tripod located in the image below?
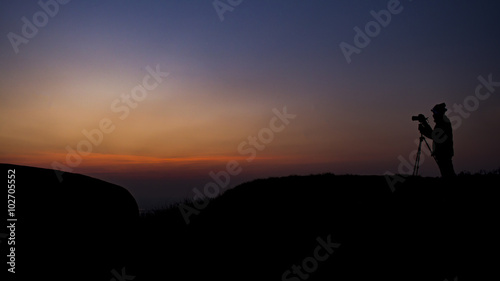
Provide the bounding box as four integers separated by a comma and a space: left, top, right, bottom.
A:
413, 133, 434, 176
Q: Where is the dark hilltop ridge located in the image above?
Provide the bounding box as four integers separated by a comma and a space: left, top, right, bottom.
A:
1, 163, 139, 280
1, 163, 499, 281
140, 172, 499, 281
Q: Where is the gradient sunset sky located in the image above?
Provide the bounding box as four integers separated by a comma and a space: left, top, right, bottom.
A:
1, 0, 499, 208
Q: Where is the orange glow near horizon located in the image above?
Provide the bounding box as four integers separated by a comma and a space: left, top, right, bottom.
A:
0, 151, 300, 175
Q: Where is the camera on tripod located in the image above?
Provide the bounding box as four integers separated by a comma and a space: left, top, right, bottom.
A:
411, 114, 427, 123
411, 113, 435, 176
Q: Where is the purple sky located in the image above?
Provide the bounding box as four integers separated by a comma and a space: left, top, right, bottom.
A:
1, 0, 499, 208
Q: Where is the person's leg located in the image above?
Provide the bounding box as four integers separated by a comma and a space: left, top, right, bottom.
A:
437, 157, 456, 178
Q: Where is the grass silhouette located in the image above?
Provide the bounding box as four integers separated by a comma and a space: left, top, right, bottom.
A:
133, 171, 499, 280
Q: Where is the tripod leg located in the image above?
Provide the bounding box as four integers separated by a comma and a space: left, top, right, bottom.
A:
413, 137, 423, 176
423, 138, 435, 159
413, 151, 418, 176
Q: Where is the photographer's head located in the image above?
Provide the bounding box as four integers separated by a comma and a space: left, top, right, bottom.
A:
431, 103, 447, 121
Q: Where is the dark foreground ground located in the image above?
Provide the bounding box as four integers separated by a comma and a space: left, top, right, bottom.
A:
1, 163, 499, 281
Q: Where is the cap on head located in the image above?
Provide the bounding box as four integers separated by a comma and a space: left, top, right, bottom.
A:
431, 103, 447, 115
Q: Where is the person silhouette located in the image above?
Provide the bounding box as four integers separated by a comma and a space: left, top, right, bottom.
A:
418, 103, 456, 177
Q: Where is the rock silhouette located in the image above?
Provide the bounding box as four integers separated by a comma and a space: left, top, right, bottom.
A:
1, 163, 138, 280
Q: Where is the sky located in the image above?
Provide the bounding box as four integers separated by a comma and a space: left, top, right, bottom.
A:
1, 0, 499, 209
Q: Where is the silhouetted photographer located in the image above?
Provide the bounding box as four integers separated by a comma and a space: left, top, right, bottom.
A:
415, 103, 456, 178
